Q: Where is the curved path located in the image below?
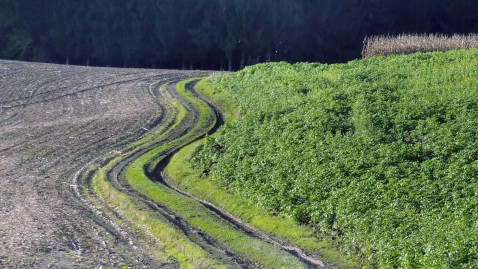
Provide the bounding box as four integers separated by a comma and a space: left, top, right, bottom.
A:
153, 84, 328, 268
0, 60, 209, 268
0, 60, 331, 268
83, 80, 330, 268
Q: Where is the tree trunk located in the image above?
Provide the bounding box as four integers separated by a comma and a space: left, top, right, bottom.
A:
226, 51, 233, 71
220, 56, 225, 71
240, 51, 246, 69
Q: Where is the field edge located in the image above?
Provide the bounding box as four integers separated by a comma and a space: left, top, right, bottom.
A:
164, 77, 361, 268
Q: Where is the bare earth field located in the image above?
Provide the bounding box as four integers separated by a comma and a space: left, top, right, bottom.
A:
0, 60, 208, 268
0, 60, 333, 269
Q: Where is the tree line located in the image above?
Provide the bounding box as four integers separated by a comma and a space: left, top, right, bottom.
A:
1, 0, 477, 70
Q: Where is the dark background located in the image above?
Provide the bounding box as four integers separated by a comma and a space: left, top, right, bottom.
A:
1, 0, 477, 70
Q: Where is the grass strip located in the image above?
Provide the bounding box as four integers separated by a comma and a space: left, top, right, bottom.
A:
126, 79, 309, 268
180, 50, 478, 268
164, 77, 360, 268
195, 77, 239, 124
91, 159, 219, 268
144, 79, 216, 173
88, 85, 223, 268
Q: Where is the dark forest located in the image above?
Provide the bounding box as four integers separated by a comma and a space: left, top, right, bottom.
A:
1, 0, 477, 70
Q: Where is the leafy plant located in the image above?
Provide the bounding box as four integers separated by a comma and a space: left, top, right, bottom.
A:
193, 49, 478, 268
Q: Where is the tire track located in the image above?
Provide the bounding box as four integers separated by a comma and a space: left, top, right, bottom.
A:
1, 59, 329, 268
0, 60, 211, 268
68, 77, 212, 267
153, 83, 328, 268
98, 81, 253, 268
92, 80, 328, 268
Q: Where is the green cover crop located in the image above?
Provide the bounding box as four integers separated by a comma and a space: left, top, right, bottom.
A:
193, 49, 478, 268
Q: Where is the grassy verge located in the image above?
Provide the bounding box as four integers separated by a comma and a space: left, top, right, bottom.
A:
88, 83, 222, 268
185, 49, 478, 268
144, 79, 216, 173
91, 158, 218, 268
195, 77, 239, 124
166, 140, 358, 268
125, 79, 308, 268
165, 77, 359, 268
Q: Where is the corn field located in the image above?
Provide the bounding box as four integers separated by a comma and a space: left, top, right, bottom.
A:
362, 33, 478, 58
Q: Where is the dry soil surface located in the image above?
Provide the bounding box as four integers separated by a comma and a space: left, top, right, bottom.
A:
0, 60, 208, 268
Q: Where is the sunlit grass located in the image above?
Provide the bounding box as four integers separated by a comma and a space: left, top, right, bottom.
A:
193, 49, 478, 268
88, 85, 221, 268
126, 79, 307, 268
166, 78, 359, 268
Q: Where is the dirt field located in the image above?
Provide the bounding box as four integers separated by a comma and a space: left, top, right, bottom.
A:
0, 60, 333, 269
0, 60, 208, 268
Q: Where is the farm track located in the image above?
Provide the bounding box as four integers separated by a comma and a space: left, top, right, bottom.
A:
0, 60, 208, 268
156, 86, 327, 268
91, 80, 329, 268
97, 83, 256, 268
152, 84, 329, 268
0, 60, 329, 268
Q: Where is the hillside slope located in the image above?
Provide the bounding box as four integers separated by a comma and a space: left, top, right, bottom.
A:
0, 60, 324, 269
194, 49, 478, 268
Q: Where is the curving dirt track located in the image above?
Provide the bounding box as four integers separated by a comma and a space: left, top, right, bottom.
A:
0, 60, 332, 268
0, 60, 210, 268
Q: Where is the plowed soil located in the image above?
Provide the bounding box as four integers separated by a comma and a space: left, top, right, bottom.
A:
0, 60, 330, 269
0, 60, 209, 268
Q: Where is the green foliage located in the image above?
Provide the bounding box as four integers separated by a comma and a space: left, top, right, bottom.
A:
4, 1, 478, 68
0, 1, 44, 61
193, 49, 478, 268
124, 80, 307, 268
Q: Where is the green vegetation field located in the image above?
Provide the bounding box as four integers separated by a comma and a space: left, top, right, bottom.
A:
193, 49, 478, 268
